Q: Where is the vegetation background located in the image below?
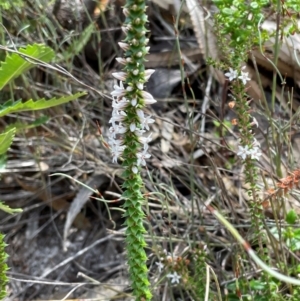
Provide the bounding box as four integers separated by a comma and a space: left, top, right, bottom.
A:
1, 0, 300, 300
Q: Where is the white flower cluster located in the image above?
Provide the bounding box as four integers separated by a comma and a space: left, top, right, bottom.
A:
155, 262, 181, 284
155, 261, 164, 272
225, 67, 251, 85
237, 139, 262, 161
167, 271, 181, 284
108, 64, 156, 171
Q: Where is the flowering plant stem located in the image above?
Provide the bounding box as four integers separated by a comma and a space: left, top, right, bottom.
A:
108, 0, 155, 300
0, 233, 8, 299
214, 0, 266, 242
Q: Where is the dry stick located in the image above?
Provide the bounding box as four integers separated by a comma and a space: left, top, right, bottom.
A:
199, 73, 213, 144
207, 205, 300, 285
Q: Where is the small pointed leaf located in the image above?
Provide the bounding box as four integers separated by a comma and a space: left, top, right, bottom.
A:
58, 23, 95, 62
0, 128, 16, 155
0, 92, 86, 117
286, 209, 297, 225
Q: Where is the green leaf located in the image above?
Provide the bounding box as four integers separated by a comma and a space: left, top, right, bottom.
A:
222, 7, 234, 15
250, 2, 259, 9
0, 128, 16, 155
0, 92, 86, 117
58, 23, 96, 62
286, 209, 297, 225
0, 201, 22, 214
31, 115, 50, 126
5, 116, 50, 132
0, 232, 8, 299
287, 237, 300, 251
0, 44, 55, 90
0, 154, 7, 172
0, 0, 24, 10
249, 279, 267, 290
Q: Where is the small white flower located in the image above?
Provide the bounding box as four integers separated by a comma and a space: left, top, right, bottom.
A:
131, 98, 137, 106
112, 110, 126, 117
237, 145, 250, 160
167, 272, 181, 284
112, 72, 127, 81
155, 261, 164, 273
123, 8, 129, 17
117, 124, 127, 134
145, 69, 155, 81
108, 126, 118, 139
108, 126, 117, 139
109, 110, 127, 125
135, 129, 146, 136
111, 81, 125, 99
108, 124, 126, 139
163, 249, 172, 257
132, 69, 139, 76
136, 109, 144, 118
249, 147, 262, 161
252, 138, 260, 148
137, 51, 143, 57
108, 138, 124, 147
141, 115, 155, 131
132, 166, 138, 174
139, 133, 152, 147
145, 46, 150, 53
110, 143, 125, 163
126, 86, 133, 92
238, 71, 251, 85
111, 153, 120, 163
121, 26, 129, 34
112, 97, 129, 110
137, 82, 144, 90
225, 68, 238, 81
141, 91, 157, 104
130, 122, 136, 132
137, 148, 151, 166
118, 42, 129, 51
137, 110, 155, 130
251, 117, 259, 127
115, 57, 126, 65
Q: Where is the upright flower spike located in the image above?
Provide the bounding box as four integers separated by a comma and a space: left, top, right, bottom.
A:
0, 233, 8, 299
108, 1, 155, 300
